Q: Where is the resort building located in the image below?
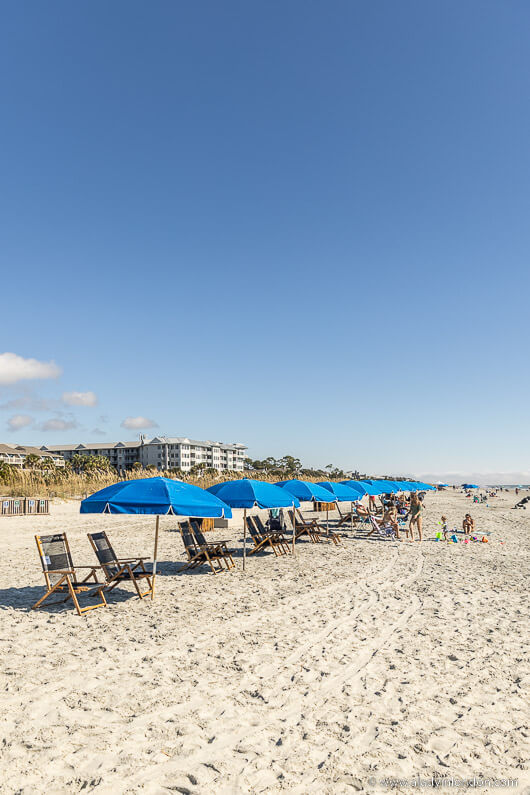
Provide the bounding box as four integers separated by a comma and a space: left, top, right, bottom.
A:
41, 436, 247, 473
0, 444, 65, 468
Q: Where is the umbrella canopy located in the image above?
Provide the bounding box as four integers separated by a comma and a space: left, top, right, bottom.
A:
316, 481, 363, 501
462, 483, 478, 489
399, 481, 419, 492
207, 478, 300, 509
357, 480, 389, 496
276, 479, 338, 503
80, 476, 232, 517
374, 480, 401, 493
341, 480, 381, 496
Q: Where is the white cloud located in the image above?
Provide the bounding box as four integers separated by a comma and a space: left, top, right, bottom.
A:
0, 395, 55, 411
40, 418, 78, 432
7, 414, 34, 431
91, 427, 106, 437
62, 391, 98, 407
0, 353, 62, 385
121, 416, 158, 430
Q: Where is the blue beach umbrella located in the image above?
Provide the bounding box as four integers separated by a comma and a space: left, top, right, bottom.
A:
316, 481, 362, 501
207, 479, 300, 566
375, 480, 401, 494
81, 477, 232, 598
341, 480, 380, 496
358, 480, 388, 496
275, 479, 339, 503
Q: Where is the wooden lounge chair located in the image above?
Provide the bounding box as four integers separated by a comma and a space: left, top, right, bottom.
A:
286, 509, 321, 543
33, 533, 107, 616
294, 508, 342, 545
87, 530, 153, 599
245, 515, 289, 556
336, 503, 364, 528
178, 524, 228, 574
252, 515, 291, 555
189, 520, 235, 569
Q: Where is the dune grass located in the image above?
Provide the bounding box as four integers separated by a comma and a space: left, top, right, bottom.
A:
0, 467, 286, 500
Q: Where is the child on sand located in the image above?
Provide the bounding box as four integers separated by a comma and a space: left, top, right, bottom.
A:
463, 514, 475, 535
441, 515, 448, 540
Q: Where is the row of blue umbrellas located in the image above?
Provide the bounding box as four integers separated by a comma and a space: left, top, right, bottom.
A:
80, 475, 436, 591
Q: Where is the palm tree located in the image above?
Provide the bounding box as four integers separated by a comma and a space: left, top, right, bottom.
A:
24, 454, 42, 470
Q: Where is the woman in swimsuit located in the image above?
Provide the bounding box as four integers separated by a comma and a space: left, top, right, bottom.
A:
409, 493, 423, 541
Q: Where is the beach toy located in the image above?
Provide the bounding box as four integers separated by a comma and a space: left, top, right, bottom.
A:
435, 532, 443, 540
481, 536, 488, 543
463, 538, 469, 544
451, 534, 459, 543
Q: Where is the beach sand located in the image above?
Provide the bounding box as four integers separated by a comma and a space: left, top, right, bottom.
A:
0, 490, 528, 793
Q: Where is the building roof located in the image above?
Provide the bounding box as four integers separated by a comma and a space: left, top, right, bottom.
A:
42, 437, 247, 452
42, 442, 141, 452
0, 444, 22, 455
150, 436, 247, 450
0, 444, 59, 459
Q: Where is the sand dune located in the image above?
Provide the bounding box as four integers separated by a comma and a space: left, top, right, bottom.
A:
1, 490, 529, 793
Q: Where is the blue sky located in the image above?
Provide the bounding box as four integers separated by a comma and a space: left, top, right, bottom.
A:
1, 1, 529, 477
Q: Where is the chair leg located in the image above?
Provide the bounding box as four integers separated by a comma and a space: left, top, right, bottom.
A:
32, 575, 68, 610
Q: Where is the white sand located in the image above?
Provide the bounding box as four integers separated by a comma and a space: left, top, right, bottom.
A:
1, 490, 529, 793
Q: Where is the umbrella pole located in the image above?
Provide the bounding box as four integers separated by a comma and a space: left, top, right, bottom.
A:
292, 502, 296, 555
351, 501, 354, 532
243, 508, 247, 571
151, 515, 159, 601
326, 507, 329, 537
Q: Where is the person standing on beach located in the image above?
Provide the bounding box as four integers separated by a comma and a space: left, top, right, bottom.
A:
408, 493, 423, 541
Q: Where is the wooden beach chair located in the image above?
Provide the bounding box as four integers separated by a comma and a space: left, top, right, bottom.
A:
252, 515, 291, 554
295, 508, 343, 545
335, 503, 365, 528
287, 510, 320, 544
87, 531, 153, 599
245, 515, 289, 556
178, 524, 227, 574
33, 533, 107, 616
189, 520, 235, 569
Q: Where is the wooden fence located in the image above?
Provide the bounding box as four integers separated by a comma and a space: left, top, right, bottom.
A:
1, 497, 50, 516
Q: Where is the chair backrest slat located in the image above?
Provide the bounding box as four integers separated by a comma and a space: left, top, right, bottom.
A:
36, 533, 74, 586
190, 520, 207, 547
295, 508, 308, 526
246, 515, 261, 540
88, 531, 119, 577
282, 509, 294, 533
253, 516, 269, 536
180, 524, 198, 558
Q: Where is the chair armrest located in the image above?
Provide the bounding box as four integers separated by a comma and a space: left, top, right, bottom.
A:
115, 557, 149, 562
43, 569, 74, 575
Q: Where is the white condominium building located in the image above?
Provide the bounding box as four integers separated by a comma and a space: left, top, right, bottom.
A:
41, 436, 247, 473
